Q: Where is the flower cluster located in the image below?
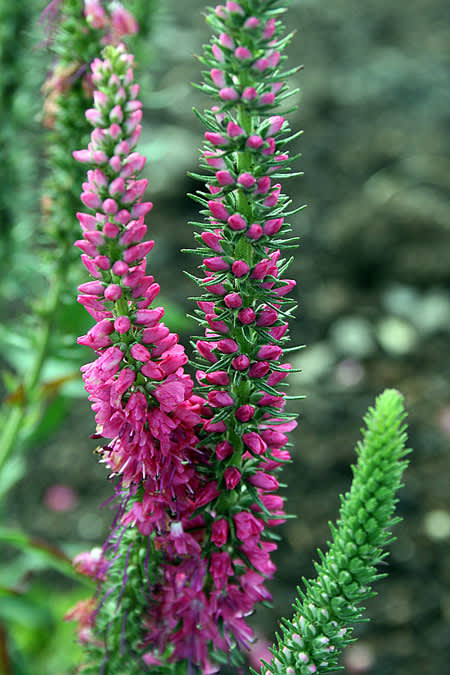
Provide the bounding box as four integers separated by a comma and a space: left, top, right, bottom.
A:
178, 0, 302, 667
69, 1, 303, 671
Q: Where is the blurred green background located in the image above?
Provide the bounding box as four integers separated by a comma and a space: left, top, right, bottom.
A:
0, 0, 449, 673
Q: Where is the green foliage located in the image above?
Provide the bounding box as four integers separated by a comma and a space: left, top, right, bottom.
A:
257, 389, 410, 674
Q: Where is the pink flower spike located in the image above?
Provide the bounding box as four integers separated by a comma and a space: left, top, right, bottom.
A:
224, 467, 241, 490
219, 87, 239, 102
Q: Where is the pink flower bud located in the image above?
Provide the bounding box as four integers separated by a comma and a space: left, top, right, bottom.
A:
208, 200, 230, 221
112, 260, 129, 276
243, 432, 268, 455
224, 467, 242, 490
267, 51, 281, 69
263, 18, 276, 40
263, 218, 284, 235
275, 279, 296, 296
238, 308, 256, 325
234, 512, 264, 541
216, 440, 234, 460
224, 292, 242, 309
267, 364, 291, 385
201, 231, 223, 251
249, 361, 271, 378
227, 121, 245, 137
242, 87, 258, 101
81, 192, 101, 210
212, 44, 225, 63
232, 260, 249, 277
204, 256, 230, 272
219, 87, 239, 101
260, 92, 275, 105
210, 69, 225, 87
232, 355, 250, 370
216, 170, 234, 186
235, 47, 252, 60
227, 213, 247, 231
114, 316, 131, 334
111, 5, 139, 36
104, 284, 122, 301
257, 308, 279, 327
206, 371, 230, 386
219, 32, 235, 48
217, 338, 238, 353
204, 151, 226, 169
142, 324, 169, 344
205, 132, 229, 147
260, 430, 289, 447
130, 343, 151, 362
78, 280, 104, 295
246, 135, 263, 149
262, 137, 276, 156
140, 361, 164, 380
204, 419, 227, 433
257, 344, 283, 361
196, 340, 218, 363
244, 16, 260, 29
249, 472, 279, 491
267, 115, 285, 135
211, 518, 229, 546
246, 224, 263, 240
238, 173, 256, 189
235, 405, 255, 422
226, 2, 244, 15
206, 314, 229, 333
253, 58, 269, 72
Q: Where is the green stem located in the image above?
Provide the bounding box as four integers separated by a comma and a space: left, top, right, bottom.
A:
0, 257, 66, 475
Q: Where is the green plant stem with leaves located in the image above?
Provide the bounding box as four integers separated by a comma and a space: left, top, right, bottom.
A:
255, 389, 409, 674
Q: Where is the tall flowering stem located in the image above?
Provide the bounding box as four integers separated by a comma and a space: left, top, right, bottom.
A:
0, 0, 139, 477
70, 44, 213, 673
186, 0, 303, 665
255, 389, 410, 674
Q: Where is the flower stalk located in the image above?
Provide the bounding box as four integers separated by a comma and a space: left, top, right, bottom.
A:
256, 389, 410, 674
